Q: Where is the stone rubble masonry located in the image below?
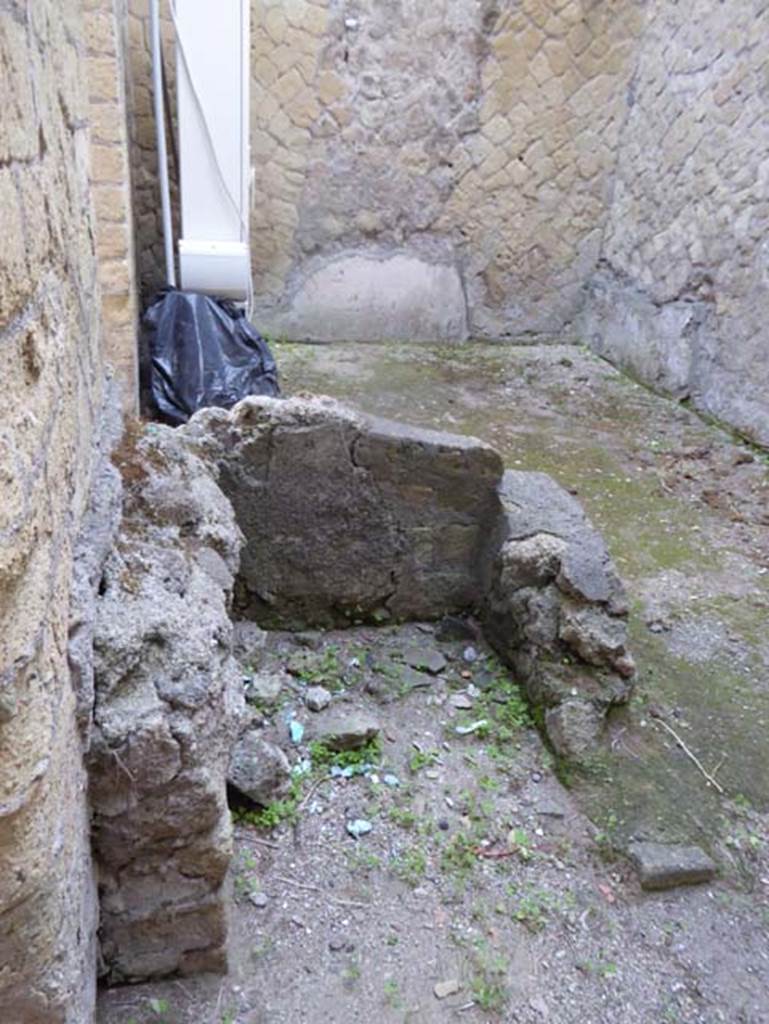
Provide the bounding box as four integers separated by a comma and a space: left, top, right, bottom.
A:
83, 0, 140, 412
181, 394, 634, 757
90, 425, 246, 982
482, 470, 635, 758
0, 2, 107, 1020
125, 0, 768, 445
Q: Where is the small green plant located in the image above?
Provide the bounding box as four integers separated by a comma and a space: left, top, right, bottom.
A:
593, 810, 621, 861
309, 736, 382, 772
233, 849, 260, 898
342, 958, 362, 987
233, 775, 304, 830
383, 978, 403, 1008
251, 936, 275, 960
440, 830, 478, 883
345, 847, 382, 874
293, 645, 345, 689
147, 998, 171, 1023
507, 827, 534, 862
579, 956, 619, 980
732, 793, 753, 815
409, 747, 439, 774
726, 827, 763, 855
388, 801, 419, 830
391, 844, 428, 886
452, 659, 530, 759
507, 883, 574, 932
468, 942, 509, 1013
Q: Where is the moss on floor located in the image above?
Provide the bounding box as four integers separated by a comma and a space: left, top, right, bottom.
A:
275, 340, 769, 847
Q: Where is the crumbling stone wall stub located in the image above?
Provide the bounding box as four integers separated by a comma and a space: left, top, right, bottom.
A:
90, 427, 246, 982
82, 395, 635, 983
482, 470, 635, 758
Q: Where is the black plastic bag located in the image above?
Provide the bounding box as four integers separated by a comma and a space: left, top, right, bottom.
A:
145, 290, 280, 426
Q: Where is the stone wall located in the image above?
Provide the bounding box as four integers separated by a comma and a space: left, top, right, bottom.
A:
182, 396, 504, 626
0, 2, 108, 1020
126, 0, 643, 336
580, 0, 769, 448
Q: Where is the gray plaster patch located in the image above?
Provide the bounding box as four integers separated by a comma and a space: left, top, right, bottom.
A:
273, 254, 468, 343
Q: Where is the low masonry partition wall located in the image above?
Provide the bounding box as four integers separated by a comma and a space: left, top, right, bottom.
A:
89, 395, 635, 981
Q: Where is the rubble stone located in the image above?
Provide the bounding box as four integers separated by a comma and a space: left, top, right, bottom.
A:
90, 426, 245, 983
183, 397, 633, 759
309, 711, 381, 751
628, 842, 717, 891
229, 734, 292, 806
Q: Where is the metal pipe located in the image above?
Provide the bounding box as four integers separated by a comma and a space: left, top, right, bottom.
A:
150, 0, 176, 288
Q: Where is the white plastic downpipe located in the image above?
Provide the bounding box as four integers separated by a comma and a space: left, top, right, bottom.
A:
174, 0, 251, 301
150, 0, 176, 288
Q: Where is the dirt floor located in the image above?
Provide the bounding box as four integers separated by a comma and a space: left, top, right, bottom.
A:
98, 342, 769, 1024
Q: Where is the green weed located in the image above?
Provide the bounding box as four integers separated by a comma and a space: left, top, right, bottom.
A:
383, 978, 403, 1008
468, 941, 509, 1013
233, 775, 304, 830
308, 736, 382, 772
391, 844, 428, 886
409, 748, 439, 774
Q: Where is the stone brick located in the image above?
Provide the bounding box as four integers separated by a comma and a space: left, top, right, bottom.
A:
273, 67, 305, 105
300, 3, 328, 37
95, 221, 129, 262
85, 11, 117, 57
90, 143, 125, 184
89, 102, 125, 144
101, 291, 134, 328
93, 184, 129, 224
98, 257, 131, 293
317, 69, 345, 105
264, 6, 287, 44
87, 55, 120, 103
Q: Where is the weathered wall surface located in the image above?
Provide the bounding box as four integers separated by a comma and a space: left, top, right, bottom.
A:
126, 0, 643, 338
124, 0, 768, 438
0, 2, 107, 1020
580, 0, 769, 447
183, 396, 504, 626
251, 0, 643, 342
